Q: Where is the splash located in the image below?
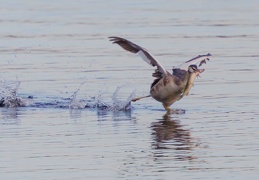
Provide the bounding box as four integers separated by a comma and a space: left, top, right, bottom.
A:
69, 85, 135, 111
69, 82, 88, 109
0, 80, 136, 111
0, 80, 29, 107
110, 86, 135, 111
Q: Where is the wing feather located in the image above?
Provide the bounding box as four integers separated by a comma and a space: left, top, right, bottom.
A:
175, 53, 212, 71
109, 36, 168, 77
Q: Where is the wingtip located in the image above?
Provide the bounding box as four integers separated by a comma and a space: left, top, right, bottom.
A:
108, 36, 115, 41
108, 36, 125, 44
108, 36, 116, 39
108, 36, 122, 39
108, 36, 119, 44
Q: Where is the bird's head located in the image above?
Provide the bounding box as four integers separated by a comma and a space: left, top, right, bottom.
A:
188, 64, 205, 77
188, 64, 204, 73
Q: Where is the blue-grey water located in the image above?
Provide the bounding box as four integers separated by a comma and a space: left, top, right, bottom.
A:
1, 0, 259, 179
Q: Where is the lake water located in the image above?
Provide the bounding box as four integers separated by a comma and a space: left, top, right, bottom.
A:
1, 0, 259, 179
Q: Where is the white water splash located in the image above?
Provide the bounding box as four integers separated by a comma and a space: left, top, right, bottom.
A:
110, 86, 135, 111
69, 85, 136, 111
0, 80, 136, 110
0, 80, 29, 107
69, 82, 88, 109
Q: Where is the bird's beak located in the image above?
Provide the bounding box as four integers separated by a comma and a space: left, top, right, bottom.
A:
195, 68, 205, 78
198, 69, 205, 73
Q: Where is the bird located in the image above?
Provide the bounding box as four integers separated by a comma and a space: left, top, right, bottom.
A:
109, 36, 211, 111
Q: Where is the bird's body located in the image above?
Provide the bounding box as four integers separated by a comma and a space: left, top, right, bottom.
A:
109, 36, 211, 111
151, 71, 190, 109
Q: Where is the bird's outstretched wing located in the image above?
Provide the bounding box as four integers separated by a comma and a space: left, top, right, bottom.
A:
109, 36, 168, 77
174, 53, 212, 71
172, 53, 211, 81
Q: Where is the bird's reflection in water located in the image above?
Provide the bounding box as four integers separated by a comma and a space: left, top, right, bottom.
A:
151, 112, 197, 161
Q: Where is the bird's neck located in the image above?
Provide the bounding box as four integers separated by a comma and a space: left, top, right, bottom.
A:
183, 71, 192, 84
182, 72, 197, 96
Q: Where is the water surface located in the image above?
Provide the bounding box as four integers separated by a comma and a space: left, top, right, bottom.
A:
1, 0, 259, 179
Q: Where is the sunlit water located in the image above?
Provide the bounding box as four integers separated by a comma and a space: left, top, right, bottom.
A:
1, 0, 259, 179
